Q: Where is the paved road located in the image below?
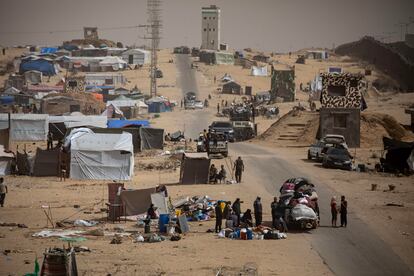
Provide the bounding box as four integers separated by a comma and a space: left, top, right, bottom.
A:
230, 142, 413, 276
175, 54, 210, 138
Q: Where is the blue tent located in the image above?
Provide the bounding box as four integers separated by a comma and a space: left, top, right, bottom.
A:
147, 98, 172, 113
107, 119, 150, 128
20, 59, 56, 76
40, 47, 58, 54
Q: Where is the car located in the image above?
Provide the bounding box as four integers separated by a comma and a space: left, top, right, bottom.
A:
209, 121, 235, 142
309, 135, 349, 161
321, 134, 348, 149
184, 100, 195, 110
322, 147, 352, 170
307, 141, 325, 161
185, 92, 197, 102
207, 132, 228, 157
194, 100, 204, 109
155, 69, 163, 78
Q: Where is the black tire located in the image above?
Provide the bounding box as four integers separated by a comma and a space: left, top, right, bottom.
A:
307, 151, 312, 160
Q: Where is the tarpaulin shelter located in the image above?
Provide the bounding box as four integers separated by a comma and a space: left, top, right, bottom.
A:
24, 70, 42, 84
179, 152, 210, 184
251, 66, 268, 76
0, 145, 14, 176
214, 52, 235, 65
120, 187, 156, 216
107, 119, 150, 128
0, 114, 49, 141
20, 56, 57, 76
140, 127, 164, 150
222, 81, 242, 94
102, 104, 124, 119
33, 148, 60, 177
69, 132, 134, 180
121, 48, 150, 65
146, 97, 171, 113
382, 137, 414, 173
49, 115, 107, 141
40, 47, 58, 54
99, 56, 127, 71
92, 127, 141, 153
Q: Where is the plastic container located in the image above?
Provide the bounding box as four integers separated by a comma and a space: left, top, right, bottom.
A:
158, 214, 169, 233
247, 229, 253, 240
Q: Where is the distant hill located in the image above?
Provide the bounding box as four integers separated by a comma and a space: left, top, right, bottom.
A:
335, 36, 414, 92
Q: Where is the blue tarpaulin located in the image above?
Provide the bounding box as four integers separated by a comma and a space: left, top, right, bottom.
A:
20, 59, 56, 76
107, 119, 150, 128
40, 47, 58, 54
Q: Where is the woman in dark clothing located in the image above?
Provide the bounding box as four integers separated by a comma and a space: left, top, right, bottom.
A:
215, 202, 223, 233
232, 198, 242, 226
340, 195, 348, 227
241, 209, 253, 227
147, 204, 158, 219
331, 196, 338, 227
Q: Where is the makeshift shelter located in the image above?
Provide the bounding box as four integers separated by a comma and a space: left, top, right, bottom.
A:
102, 104, 124, 119
252, 54, 270, 63
33, 148, 60, 177
270, 68, 295, 102
24, 70, 42, 84
4, 87, 21, 95
140, 127, 164, 150
109, 87, 130, 95
382, 137, 414, 173
180, 152, 210, 184
92, 127, 141, 153
251, 66, 268, 76
222, 81, 242, 94
107, 96, 148, 117
255, 91, 271, 102
0, 146, 14, 176
69, 132, 134, 180
85, 73, 126, 86
20, 56, 57, 76
146, 97, 171, 113
120, 187, 156, 216
0, 114, 49, 141
121, 48, 150, 65
306, 50, 328, 60
49, 115, 108, 140
40, 47, 58, 54
214, 52, 235, 65
99, 56, 127, 71
107, 119, 150, 128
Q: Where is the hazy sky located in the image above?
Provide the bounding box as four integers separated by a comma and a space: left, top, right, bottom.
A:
0, 0, 413, 52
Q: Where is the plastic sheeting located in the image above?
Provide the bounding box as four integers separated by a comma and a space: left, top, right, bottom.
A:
70, 132, 134, 180
108, 119, 150, 128
120, 187, 156, 216
49, 115, 107, 129
179, 152, 210, 184
0, 114, 49, 141
139, 127, 164, 150
33, 148, 60, 177
251, 66, 268, 76
291, 204, 317, 221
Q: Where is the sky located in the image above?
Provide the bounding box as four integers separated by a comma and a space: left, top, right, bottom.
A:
0, 0, 413, 52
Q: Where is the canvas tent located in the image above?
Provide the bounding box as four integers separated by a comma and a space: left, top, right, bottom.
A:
222, 81, 242, 94
49, 115, 108, 140
99, 56, 127, 71
179, 152, 210, 184
69, 132, 134, 180
33, 148, 60, 177
107, 119, 150, 128
214, 52, 235, 65
0, 114, 49, 141
120, 187, 156, 216
0, 145, 14, 176
24, 70, 42, 84
20, 56, 57, 76
251, 66, 268, 76
140, 127, 164, 150
121, 49, 150, 65
146, 97, 171, 113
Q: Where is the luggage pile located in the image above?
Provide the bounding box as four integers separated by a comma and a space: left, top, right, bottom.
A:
279, 178, 319, 229
172, 195, 215, 221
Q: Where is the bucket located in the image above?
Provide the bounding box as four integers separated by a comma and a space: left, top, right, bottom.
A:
158, 214, 169, 233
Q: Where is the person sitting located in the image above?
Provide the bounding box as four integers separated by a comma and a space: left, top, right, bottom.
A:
217, 165, 227, 183
147, 204, 158, 219
240, 209, 253, 227
209, 164, 218, 183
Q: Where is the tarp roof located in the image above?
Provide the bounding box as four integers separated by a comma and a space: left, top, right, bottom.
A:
184, 152, 209, 159
107, 119, 150, 128
49, 115, 108, 129
71, 132, 133, 153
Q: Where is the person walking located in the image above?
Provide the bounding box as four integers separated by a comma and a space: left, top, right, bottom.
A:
340, 195, 348, 227
217, 103, 220, 114
234, 156, 244, 183
232, 198, 242, 226
271, 197, 278, 228
215, 201, 223, 233
47, 132, 53, 150
331, 196, 338, 227
253, 197, 263, 226
0, 178, 8, 207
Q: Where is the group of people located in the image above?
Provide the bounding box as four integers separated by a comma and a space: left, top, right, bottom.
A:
330, 195, 348, 227
208, 157, 245, 184
214, 196, 288, 233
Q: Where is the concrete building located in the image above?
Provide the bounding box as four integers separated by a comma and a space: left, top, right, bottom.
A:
84, 27, 98, 40
201, 5, 220, 50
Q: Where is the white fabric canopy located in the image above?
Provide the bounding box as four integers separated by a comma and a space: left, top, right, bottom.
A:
49, 115, 107, 128
251, 66, 268, 76
0, 114, 48, 141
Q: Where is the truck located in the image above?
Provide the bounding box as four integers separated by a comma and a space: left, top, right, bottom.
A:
207, 132, 228, 157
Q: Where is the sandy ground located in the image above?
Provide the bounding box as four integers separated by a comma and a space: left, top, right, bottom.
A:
1, 48, 414, 275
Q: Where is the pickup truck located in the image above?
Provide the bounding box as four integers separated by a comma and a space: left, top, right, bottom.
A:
207, 132, 228, 157
209, 121, 234, 142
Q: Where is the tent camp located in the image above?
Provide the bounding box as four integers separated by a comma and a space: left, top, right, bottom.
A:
33, 148, 60, 177
251, 66, 268, 76
69, 132, 134, 180
20, 56, 57, 76
140, 128, 164, 150
121, 49, 150, 65
179, 152, 210, 184
0, 145, 14, 176
0, 114, 49, 141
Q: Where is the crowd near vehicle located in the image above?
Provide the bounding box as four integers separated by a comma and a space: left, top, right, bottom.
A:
209, 121, 234, 142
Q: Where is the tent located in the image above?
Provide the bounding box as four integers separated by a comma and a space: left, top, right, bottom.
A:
20, 57, 57, 76
0, 114, 49, 141
146, 97, 171, 113
24, 70, 42, 84
251, 66, 268, 76
92, 127, 141, 153
140, 127, 164, 150
33, 148, 60, 177
69, 132, 134, 180
222, 81, 242, 94
102, 104, 124, 119
107, 119, 150, 128
121, 49, 150, 65
382, 137, 414, 173
214, 52, 235, 65
49, 115, 108, 140
40, 47, 58, 54
120, 187, 156, 216
4, 87, 21, 95
0, 145, 14, 176
99, 56, 127, 71
179, 152, 210, 184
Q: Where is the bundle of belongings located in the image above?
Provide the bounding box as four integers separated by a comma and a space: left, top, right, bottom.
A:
173, 195, 215, 221
218, 225, 287, 240
279, 178, 319, 229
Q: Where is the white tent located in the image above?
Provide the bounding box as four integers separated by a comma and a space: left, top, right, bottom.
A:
102, 104, 124, 118
251, 66, 268, 76
49, 115, 108, 129
121, 49, 150, 65
99, 57, 127, 71
0, 114, 49, 141
70, 132, 134, 180
107, 96, 148, 115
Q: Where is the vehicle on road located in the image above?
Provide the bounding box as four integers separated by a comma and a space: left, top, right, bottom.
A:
322, 147, 352, 170
308, 141, 325, 161
308, 134, 348, 161
207, 132, 228, 157
194, 100, 204, 109
209, 121, 234, 142
185, 91, 196, 102
232, 121, 256, 141
184, 100, 196, 110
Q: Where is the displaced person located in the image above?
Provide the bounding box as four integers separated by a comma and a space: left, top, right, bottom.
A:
223, 201, 231, 220
271, 197, 288, 232
234, 156, 245, 183
232, 198, 242, 226
241, 209, 253, 227
0, 178, 7, 207
340, 195, 348, 227
209, 164, 218, 183
253, 197, 263, 226
271, 197, 278, 228
47, 132, 53, 150
331, 196, 338, 227
217, 103, 220, 114
147, 204, 158, 219
165, 133, 171, 141
217, 165, 227, 183
156, 184, 168, 197
215, 202, 223, 233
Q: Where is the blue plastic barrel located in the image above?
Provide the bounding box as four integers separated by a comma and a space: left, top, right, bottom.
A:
158, 214, 169, 233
